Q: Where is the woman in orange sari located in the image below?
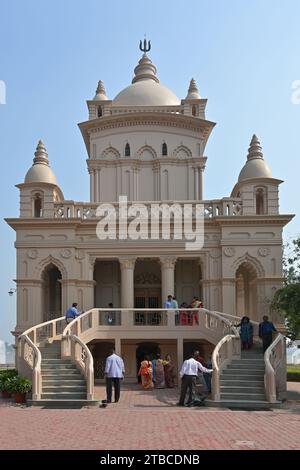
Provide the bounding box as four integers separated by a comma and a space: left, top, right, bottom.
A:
138, 356, 154, 390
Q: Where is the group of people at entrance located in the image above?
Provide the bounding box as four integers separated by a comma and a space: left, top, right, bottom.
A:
164, 295, 203, 326
138, 354, 175, 390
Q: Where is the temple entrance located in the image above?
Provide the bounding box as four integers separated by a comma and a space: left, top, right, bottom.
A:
136, 342, 160, 381
235, 262, 258, 321
42, 264, 62, 322
90, 341, 115, 380
134, 259, 161, 325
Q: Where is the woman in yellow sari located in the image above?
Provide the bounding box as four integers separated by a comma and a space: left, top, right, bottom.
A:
138, 356, 154, 390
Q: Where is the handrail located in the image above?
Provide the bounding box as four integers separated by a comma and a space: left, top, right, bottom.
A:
18, 315, 66, 401
264, 333, 286, 403
69, 335, 94, 400
17, 334, 42, 400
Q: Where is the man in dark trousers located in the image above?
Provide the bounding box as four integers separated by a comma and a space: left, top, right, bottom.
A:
259, 316, 277, 352
177, 351, 213, 406
104, 348, 125, 403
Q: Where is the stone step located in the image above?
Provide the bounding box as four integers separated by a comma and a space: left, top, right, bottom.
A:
230, 362, 265, 369
41, 364, 77, 370
42, 359, 71, 364
41, 392, 87, 400
220, 380, 264, 387
42, 380, 86, 386
223, 369, 264, 376
41, 355, 61, 359
42, 371, 82, 378
220, 386, 264, 393
27, 399, 99, 407
221, 392, 266, 400
205, 399, 282, 410
42, 385, 87, 392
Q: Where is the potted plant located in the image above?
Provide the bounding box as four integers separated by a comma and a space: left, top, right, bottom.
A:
0, 369, 18, 398
7, 375, 32, 403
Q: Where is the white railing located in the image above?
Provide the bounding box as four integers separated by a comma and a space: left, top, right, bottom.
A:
211, 334, 241, 401
17, 316, 71, 401
54, 198, 242, 220
264, 333, 286, 403
69, 335, 94, 400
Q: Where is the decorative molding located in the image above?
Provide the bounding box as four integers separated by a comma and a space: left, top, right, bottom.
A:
60, 248, 72, 259
75, 250, 86, 260
223, 247, 235, 257
134, 272, 161, 285
160, 256, 177, 269
27, 249, 38, 259
209, 248, 221, 259
119, 257, 136, 270
258, 247, 270, 257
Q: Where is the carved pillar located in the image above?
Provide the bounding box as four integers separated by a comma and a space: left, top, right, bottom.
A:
119, 257, 136, 308
160, 256, 177, 306
199, 167, 204, 200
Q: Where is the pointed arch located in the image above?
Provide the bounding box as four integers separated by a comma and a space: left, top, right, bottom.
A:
35, 255, 67, 280
136, 145, 157, 160
232, 253, 265, 278
101, 146, 120, 160
173, 145, 192, 159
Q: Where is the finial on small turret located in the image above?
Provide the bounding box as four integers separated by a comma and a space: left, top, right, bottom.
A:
96, 80, 106, 96
33, 139, 49, 166
139, 38, 151, 53
247, 134, 264, 160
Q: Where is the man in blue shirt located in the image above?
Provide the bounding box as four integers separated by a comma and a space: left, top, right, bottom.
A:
104, 348, 125, 403
259, 315, 277, 352
65, 303, 80, 324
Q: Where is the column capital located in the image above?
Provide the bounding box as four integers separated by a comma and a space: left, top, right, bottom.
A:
160, 256, 177, 269
119, 257, 136, 270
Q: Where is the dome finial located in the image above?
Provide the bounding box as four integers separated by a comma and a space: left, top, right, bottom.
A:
33, 139, 49, 166
132, 39, 159, 84
93, 80, 108, 101
185, 78, 201, 100
139, 37, 151, 53
247, 134, 264, 161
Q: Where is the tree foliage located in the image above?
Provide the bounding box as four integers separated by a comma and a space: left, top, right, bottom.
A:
272, 237, 300, 339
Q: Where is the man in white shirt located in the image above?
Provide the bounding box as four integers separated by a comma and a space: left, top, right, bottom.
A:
104, 348, 125, 403
177, 351, 213, 406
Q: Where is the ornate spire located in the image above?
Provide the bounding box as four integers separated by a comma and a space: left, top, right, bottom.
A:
185, 78, 200, 100
33, 140, 49, 166
93, 80, 108, 100
247, 134, 264, 161
132, 39, 159, 84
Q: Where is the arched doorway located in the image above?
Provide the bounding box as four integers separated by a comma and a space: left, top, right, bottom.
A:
42, 264, 62, 322
91, 341, 115, 380
235, 262, 258, 321
136, 342, 160, 381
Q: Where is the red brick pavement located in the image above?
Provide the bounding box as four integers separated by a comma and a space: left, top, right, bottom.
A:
0, 384, 300, 450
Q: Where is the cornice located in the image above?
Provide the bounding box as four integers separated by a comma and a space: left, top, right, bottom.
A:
79, 112, 216, 157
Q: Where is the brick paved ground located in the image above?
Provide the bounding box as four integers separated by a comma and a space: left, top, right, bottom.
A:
0, 383, 300, 450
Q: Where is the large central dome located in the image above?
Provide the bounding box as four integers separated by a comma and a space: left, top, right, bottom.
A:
113, 50, 180, 107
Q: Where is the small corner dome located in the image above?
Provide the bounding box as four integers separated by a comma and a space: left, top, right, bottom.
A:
25, 165, 57, 184
238, 134, 272, 182
238, 159, 272, 182
113, 80, 180, 106
24, 140, 57, 185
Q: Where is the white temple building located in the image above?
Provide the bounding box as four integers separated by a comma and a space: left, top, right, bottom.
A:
5, 41, 292, 405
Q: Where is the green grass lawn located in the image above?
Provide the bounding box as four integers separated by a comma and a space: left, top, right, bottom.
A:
287, 364, 300, 381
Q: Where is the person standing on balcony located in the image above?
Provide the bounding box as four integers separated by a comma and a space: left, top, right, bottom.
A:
104, 348, 125, 403
105, 302, 115, 325
259, 316, 277, 353
164, 294, 173, 309
65, 303, 80, 324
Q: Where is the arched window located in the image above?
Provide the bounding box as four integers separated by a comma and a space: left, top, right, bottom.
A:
256, 188, 266, 215
192, 105, 197, 116
125, 143, 130, 157
162, 142, 168, 156
97, 106, 102, 117
33, 193, 42, 217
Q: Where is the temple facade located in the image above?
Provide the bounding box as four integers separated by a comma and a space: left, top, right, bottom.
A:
6, 42, 292, 382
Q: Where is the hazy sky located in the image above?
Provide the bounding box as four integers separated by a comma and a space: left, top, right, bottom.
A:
0, 0, 299, 342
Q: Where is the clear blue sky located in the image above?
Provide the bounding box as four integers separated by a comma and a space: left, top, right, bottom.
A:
0, 0, 299, 342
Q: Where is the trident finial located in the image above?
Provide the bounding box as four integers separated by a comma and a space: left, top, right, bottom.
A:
139, 38, 151, 53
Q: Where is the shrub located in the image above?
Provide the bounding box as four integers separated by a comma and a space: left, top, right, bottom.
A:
6, 375, 32, 394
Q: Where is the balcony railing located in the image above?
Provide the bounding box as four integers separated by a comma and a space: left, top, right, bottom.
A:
54, 198, 242, 219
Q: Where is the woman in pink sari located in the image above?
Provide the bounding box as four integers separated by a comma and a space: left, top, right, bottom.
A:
154, 354, 165, 388
164, 354, 175, 388
138, 356, 154, 390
